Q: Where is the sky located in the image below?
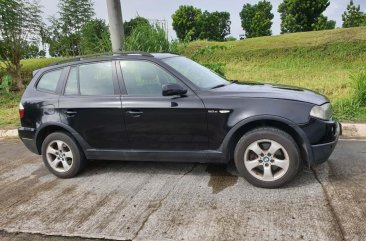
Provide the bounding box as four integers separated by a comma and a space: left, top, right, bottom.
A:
39, 0, 366, 40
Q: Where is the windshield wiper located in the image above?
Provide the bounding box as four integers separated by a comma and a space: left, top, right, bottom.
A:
211, 84, 227, 89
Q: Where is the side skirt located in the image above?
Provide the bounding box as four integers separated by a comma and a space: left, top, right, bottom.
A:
85, 149, 226, 163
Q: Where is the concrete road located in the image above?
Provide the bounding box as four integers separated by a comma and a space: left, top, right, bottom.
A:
0, 139, 365, 241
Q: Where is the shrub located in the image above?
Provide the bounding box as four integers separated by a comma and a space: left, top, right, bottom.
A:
124, 24, 170, 52
352, 71, 366, 105
0, 74, 12, 92
191, 45, 228, 60
169, 39, 188, 54
1, 58, 63, 86
202, 62, 226, 77
332, 71, 366, 121
333, 99, 361, 120
225, 36, 237, 41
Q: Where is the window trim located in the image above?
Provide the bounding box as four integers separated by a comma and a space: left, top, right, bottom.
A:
35, 68, 65, 95
118, 59, 192, 97
63, 66, 80, 96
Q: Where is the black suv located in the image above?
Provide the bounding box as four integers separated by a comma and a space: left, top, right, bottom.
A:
18, 52, 341, 188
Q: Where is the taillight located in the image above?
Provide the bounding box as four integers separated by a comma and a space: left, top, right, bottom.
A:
19, 103, 24, 119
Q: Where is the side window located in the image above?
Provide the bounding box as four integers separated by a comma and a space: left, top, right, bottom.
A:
65, 67, 78, 95
79, 62, 114, 96
120, 61, 179, 96
37, 69, 62, 93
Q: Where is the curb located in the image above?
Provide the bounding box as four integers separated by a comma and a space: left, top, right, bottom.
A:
0, 129, 18, 138
1, 123, 366, 139
341, 123, 366, 139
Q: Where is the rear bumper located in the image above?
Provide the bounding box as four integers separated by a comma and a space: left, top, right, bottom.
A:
309, 121, 341, 166
18, 127, 39, 154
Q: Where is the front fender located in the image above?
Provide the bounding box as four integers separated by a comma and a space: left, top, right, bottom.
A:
219, 115, 313, 167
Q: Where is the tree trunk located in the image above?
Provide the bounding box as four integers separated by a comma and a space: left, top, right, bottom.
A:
8, 62, 24, 91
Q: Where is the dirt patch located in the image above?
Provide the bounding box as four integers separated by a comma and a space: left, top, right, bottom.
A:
206, 164, 238, 194
31, 165, 50, 179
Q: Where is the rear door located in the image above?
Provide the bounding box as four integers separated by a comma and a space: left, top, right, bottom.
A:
118, 60, 208, 151
59, 61, 128, 149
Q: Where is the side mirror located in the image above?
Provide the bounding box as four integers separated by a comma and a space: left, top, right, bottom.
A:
162, 83, 187, 96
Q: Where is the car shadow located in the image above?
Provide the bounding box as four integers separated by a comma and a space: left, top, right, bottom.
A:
78, 159, 318, 190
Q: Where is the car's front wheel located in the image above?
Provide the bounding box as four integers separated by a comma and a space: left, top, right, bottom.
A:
41, 132, 86, 178
234, 127, 301, 188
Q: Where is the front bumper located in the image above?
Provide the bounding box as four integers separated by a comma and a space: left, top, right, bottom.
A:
309, 120, 341, 166
18, 127, 39, 154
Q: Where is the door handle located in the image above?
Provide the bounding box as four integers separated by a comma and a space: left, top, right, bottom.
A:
64, 110, 77, 117
126, 110, 143, 117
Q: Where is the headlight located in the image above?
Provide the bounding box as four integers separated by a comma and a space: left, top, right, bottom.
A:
310, 103, 332, 120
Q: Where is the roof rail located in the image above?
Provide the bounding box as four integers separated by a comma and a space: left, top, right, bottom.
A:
48, 51, 154, 66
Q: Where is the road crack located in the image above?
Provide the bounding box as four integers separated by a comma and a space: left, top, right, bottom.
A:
0, 229, 130, 241
132, 164, 197, 240
311, 167, 346, 241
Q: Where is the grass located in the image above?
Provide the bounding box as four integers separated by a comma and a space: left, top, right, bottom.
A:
0, 57, 63, 84
180, 27, 366, 121
0, 58, 62, 129
1, 27, 366, 128
0, 91, 22, 129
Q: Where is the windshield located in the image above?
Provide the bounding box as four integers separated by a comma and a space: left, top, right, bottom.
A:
162, 56, 229, 89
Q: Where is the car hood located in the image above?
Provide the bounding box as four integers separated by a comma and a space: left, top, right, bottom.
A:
209, 82, 329, 106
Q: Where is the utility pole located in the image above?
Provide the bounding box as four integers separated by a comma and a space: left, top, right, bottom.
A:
106, 0, 124, 53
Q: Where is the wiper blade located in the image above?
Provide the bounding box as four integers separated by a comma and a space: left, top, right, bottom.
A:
211, 84, 227, 89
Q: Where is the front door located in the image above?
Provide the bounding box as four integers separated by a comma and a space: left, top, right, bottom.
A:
119, 60, 207, 151
59, 61, 128, 149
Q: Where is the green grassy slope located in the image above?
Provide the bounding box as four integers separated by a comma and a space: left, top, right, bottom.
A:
0, 58, 62, 129
0, 57, 63, 84
180, 27, 366, 121
1, 28, 366, 129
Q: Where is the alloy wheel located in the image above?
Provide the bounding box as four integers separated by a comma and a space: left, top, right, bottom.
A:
244, 139, 290, 182
46, 140, 73, 173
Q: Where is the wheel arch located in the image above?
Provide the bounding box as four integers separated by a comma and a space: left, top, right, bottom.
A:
35, 122, 89, 155
221, 115, 313, 167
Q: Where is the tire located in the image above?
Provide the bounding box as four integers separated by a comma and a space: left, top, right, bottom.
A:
41, 132, 86, 178
234, 127, 301, 188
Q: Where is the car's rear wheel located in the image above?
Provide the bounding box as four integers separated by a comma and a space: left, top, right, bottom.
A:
234, 127, 301, 188
41, 132, 86, 178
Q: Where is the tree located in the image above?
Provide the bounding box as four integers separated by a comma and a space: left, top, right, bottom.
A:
342, 0, 365, 28
23, 44, 41, 59
312, 14, 336, 31
46, 0, 95, 56
199, 11, 231, 41
124, 17, 150, 37
0, 0, 43, 90
58, 0, 94, 34
278, 0, 330, 33
124, 23, 169, 52
239, 0, 273, 38
80, 19, 111, 54
172, 5, 202, 41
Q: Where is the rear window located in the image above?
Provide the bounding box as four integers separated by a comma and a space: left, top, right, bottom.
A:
37, 69, 62, 93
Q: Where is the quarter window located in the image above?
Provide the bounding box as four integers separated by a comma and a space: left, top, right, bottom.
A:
65, 67, 78, 95
37, 69, 62, 93
120, 61, 179, 96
